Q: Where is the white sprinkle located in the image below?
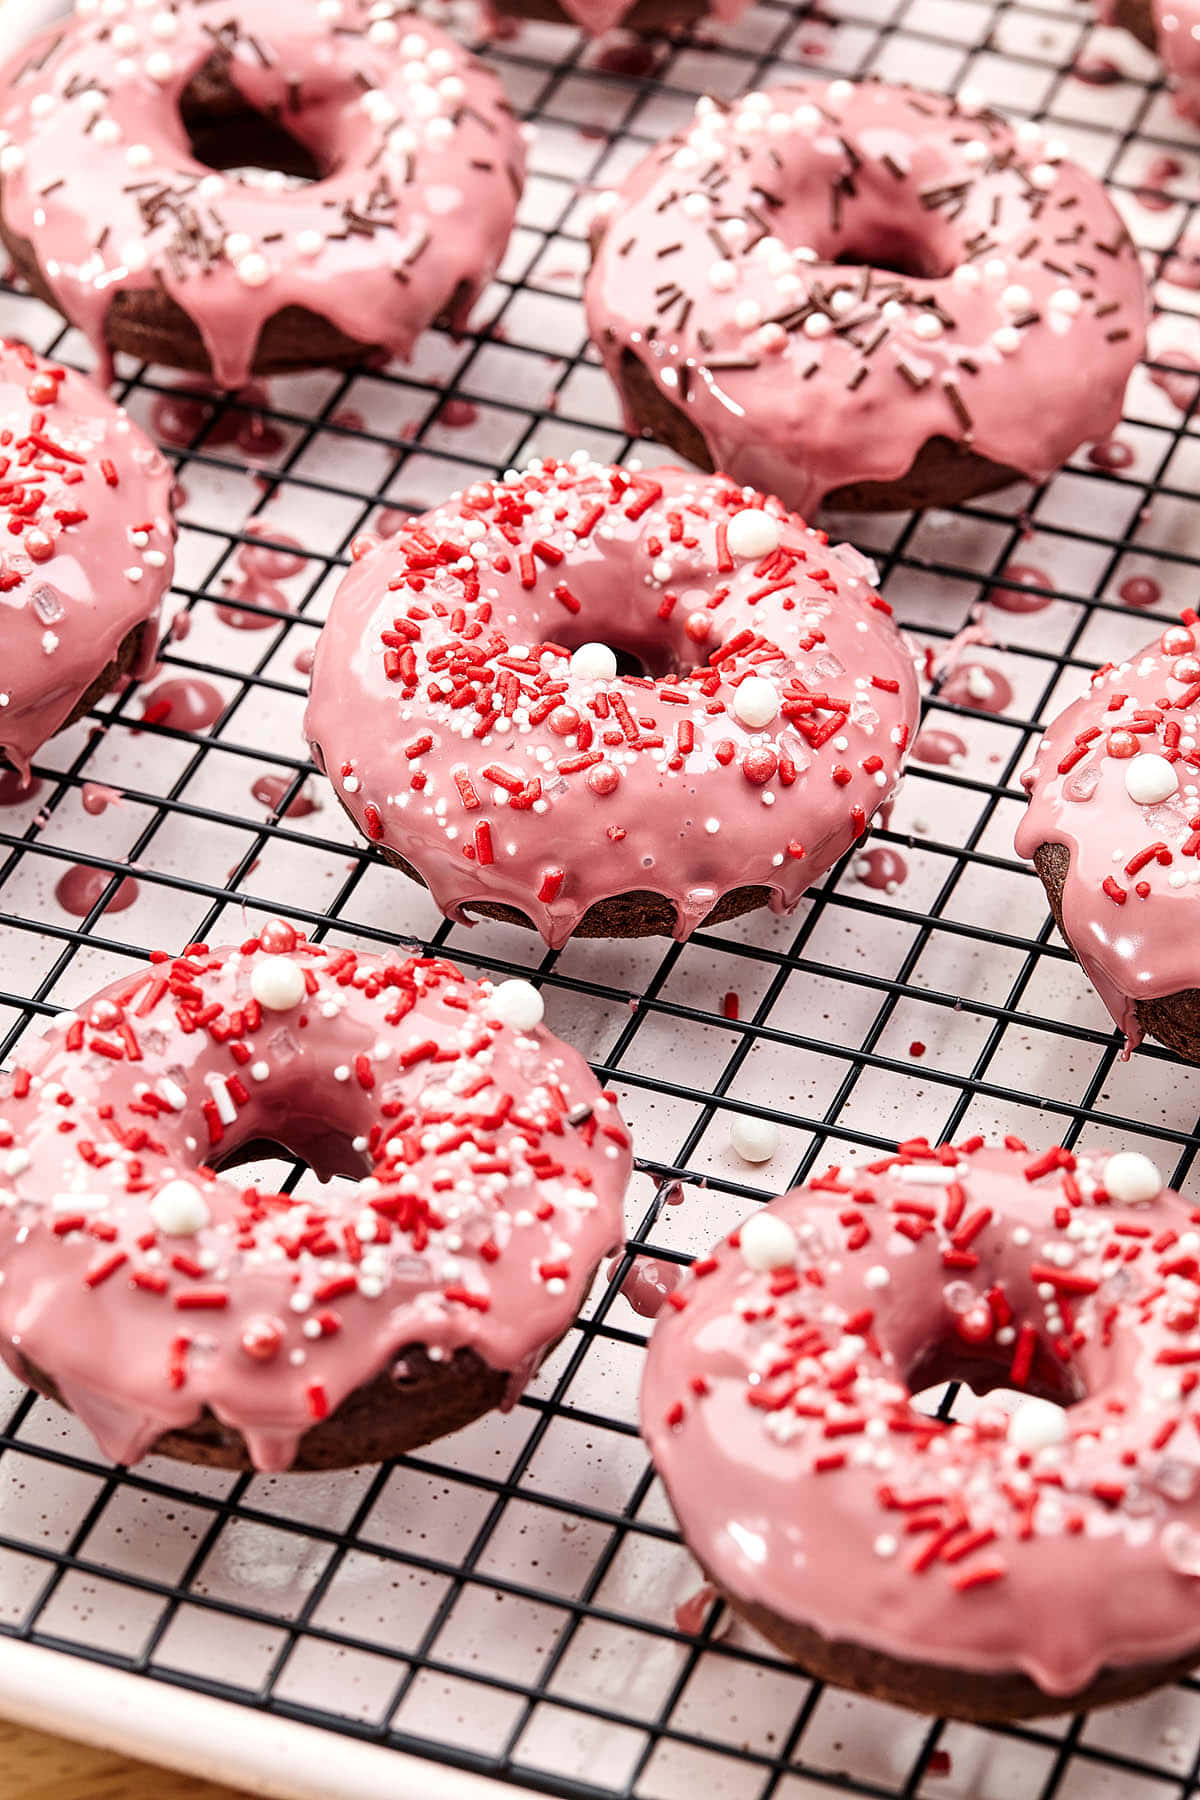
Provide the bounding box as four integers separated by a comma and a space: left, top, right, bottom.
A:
864, 1265, 891, 1289
1125, 753, 1177, 805
250, 956, 307, 1011
236, 252, 271, 288
570, 642, 617, 681
708, 260, 737, 291
732, 675, 779, 729
0, 146, 24, 175
296, 229, 323, 258
730, 1114, 780, 1163
1007, 1395, 1069, 1452
488, 979, 544, 1032
725, 508, 781, 560
1103, 1150, 1163, 1204
739, 1211, 797, 1270
149, 1179, 210, 1236
249, 1061, 270, 1083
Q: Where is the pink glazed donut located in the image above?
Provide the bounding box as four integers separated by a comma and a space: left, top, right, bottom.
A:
1016, 616, 1200, 1061
0, 0, 525, 387
0, 924, 631, 1471
642, 1138, 1200, 1719
0, 337, 173, 778
303, 456, 920, 948
585, 80, 1147, 516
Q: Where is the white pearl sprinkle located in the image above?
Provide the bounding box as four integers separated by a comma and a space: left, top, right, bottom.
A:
739, 1211, 797, 1270
1007, 1395, 1069, 1452
1125, 753, 1177, 805
296, 228, 323, 258
250, 956, 307, 1011
570, 642, 617, 681
487, 979, 545, 1032
725, 508, 781, 560
236, 252, 271, 288
1103, 1150, 1163, 1204
730, 1114, 780, 1163
149, 1179, 210, 1236
732, 675, 779, 729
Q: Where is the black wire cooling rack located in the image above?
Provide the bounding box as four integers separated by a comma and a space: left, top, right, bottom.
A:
6, 0, 1200, 1794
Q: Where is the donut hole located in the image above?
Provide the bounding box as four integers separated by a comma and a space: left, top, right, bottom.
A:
179, 56, 332, 184
907, 1331, 1085, 1413
831, 222, 955, 282
554, 621, 706, 683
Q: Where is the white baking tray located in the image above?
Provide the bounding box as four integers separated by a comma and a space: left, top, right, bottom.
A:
4, 0, 1200, 1794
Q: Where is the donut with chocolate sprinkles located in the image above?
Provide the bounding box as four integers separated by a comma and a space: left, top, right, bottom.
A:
0, 924, 630, 1471
304, 455, 920, 948
643, 1138, 1200, 1719
585, 80, 1146, 515
0, 0, 525, 387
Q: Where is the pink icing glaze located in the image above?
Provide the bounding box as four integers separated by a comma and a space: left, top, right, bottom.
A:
0, 340, 172, 779
585, 82, 1146, 516
1014, 623, 1200, 1049
0, 2, 525, 389
0, 923, 630, 1470
303, 457, 921, 947
642, 1139, 1200, 1700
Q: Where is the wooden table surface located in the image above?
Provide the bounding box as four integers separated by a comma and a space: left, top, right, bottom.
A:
0, 1720, 257, 1799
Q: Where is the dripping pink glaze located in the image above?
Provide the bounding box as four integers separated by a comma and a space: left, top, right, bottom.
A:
990, 564, 1053, 614
0, 340, 172, 780
1150, 349, 1200, 415
303, 457, 920, 948
854, 844, 907, 891
1014, 624, 1200, 1048
912, 726, 966, 766
0, 925, 630, 1471
584, 82, 1146, 517
1121, 574, 1162, 609
610, 1253, 681, 1318
80, 781, 123, 814
939, 661, 1013, 715
642, 1139, 1200, 1699
0, 3, 526, 391
54, 863, 138, 915
250, 771, 319, 817
140, 675, 224, 732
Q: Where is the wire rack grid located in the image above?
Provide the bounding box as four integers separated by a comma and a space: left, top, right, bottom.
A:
4, 0, 1200, 1795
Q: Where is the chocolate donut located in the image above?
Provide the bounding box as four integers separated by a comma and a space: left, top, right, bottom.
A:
1015, 619, 1200, 1060
643, 1138, 1200, 1720
0, 1, 525, 387
0, 923, 630, 1470
585, 80, 1147, 515
0, 337, 172, 778
304, 456, 920, 947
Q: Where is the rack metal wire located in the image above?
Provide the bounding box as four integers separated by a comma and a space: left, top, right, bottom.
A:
5, 0, 1200, 1792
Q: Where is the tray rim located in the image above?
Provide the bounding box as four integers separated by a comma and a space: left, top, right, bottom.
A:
0, 1637, 535, 1799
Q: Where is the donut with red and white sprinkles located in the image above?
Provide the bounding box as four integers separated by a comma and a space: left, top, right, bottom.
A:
304, 456, 920, 948
0, 923, 630, 1471
0, 0, 525, 387
585, 80, 1146, 516
1017, 617, 1200, 1061
0, 338, 172, 778
643, 1138, 1200, 1719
